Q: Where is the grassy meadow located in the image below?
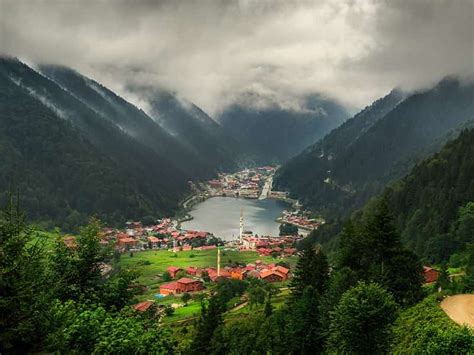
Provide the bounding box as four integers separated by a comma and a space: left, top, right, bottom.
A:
118, 248, 297, 299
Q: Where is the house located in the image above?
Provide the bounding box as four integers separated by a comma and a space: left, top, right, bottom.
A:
167, 266, 183, 278
147, 236, 160, 247
283, 248, 297, 255
159, 278, 204, 295
274, 266, 290, 280
246, 270, 261, 279
133, 301, 154, 312
177, 278, 204, 292
260, 270, 284, 283
231, 269, 247, 280
159, 281, 180, 295
117, 237, 137, 248
423, 266, 440, 283
186, 266, 198, 276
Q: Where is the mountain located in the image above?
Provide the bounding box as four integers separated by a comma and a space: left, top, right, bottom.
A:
385, 128, 474, 263
217, 92, 349, 164
38, 65, 219, 178
125, 86, 243, 172
0, 57, 196, 229
275, 78, 474, 217
306, 126, 474, 265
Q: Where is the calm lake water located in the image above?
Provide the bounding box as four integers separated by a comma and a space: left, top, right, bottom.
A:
181, 197, 288, 240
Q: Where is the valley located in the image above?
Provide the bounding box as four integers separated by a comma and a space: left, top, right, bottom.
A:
1, 2, 473, 352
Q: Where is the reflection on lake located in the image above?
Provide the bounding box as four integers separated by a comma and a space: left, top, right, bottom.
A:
181, 197, 287, 240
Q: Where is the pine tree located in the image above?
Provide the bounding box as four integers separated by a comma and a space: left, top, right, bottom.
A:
290, 244, 329, 299
190, 294, 223, 354
362, 197, 401, 278
287, 286, 324, 354
0, 195, 50, 352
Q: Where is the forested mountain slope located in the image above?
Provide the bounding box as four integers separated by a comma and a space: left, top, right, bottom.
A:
275, 78, 474, 218
386, 128, 474, 262
0, 57, 192, 229
310, 127, 474, 264
126, 86, 244, 171
275, 89, 405, 212
39, 65, 217, 178
218, 92, 348, 164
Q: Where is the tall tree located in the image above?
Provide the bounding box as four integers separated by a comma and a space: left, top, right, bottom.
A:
49, 218, 107, 301
328, 282, 398, 354
287, 286, 325, 354
0, 195, 50, 352
190, 294, 223, 354
338, 197, 423, 305
290, 244, 329, 299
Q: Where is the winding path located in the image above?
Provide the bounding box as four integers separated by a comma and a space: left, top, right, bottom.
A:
440, 294, 474, 328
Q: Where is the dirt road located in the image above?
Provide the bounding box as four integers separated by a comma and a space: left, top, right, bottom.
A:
440, 294, 474, 328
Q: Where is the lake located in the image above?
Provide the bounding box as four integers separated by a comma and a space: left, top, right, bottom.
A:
181, 197, 288, 240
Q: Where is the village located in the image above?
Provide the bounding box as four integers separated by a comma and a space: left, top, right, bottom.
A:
61, 165, 445, 322
61, 164, 445, 323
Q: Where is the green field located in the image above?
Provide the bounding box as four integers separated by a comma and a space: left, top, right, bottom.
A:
118, 249, 297, 299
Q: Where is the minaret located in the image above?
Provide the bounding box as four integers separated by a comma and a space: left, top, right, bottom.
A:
217, 247, 221, 277
239, 208, 244, 244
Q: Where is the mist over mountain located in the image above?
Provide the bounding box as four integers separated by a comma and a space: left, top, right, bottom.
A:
0, 57, 194, 229
275, 77, 474, 217
125, 86, 244, 171
218, 92, 348, 164
38, 65, 237, 178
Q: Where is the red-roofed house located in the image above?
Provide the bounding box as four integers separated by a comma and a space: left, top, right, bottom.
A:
159, 278, 204, 295
147, 236, 160, 248
260, 270, 284, 283
160, 281, 179, 295
177, 278, 204, 292
247, 270, 261, 279
274, 266, 290, 280
117, 237, 137, 248
423, 266, 440, 283
231, 269, 247, 280
187, 266, 198, 276
245, 264, 256, 271
133, 301, 154, 312
167, 266, 183, 278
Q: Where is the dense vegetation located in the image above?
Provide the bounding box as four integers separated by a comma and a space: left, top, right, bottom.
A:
391, 295, 474, 354
275, 78, 474, 218
218, 92, 348, 164
387, 128, 474, 263
0, 198, 175, 353
309, 128, 474, 264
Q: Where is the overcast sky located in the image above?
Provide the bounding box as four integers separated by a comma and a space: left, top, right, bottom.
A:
1, 0, 473, 115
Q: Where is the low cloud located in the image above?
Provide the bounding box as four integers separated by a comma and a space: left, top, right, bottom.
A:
1, 0, 473, 115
